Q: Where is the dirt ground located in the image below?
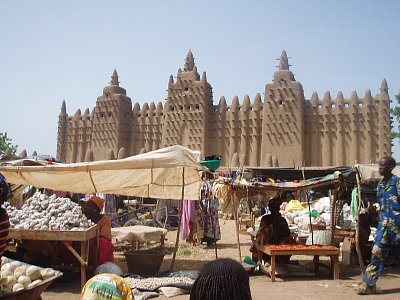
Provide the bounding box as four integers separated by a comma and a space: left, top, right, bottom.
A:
42, 220, 400, 300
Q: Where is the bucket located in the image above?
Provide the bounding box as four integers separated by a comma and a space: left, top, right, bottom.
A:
124, 249, 165, 276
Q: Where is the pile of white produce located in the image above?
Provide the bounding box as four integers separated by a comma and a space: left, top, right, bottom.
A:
4, 192, 94, 231
280, 197, 355, 234
125, 276, 194, 290
0, 257, 56, 294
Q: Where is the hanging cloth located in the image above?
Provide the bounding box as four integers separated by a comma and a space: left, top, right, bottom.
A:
351, 187, 359, 220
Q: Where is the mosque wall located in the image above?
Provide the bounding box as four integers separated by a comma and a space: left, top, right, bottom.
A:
56, 50, 391, 167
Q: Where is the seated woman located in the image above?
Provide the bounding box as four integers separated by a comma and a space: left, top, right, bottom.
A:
82, 196, 115, 265
250, 198, 296, 264
58, 196, 114, 268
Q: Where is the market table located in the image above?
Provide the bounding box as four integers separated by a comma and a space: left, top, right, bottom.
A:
111, 225, 167, 250
256, 244, 340, 282
8, 224, 99, 289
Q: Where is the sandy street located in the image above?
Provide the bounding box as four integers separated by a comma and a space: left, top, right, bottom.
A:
42, 220, 400, 300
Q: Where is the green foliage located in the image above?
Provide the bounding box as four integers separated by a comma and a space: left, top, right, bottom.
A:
0, 132, 18, 155
390, 93, 400, 144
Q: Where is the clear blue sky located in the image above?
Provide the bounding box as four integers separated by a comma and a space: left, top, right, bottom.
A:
1, 1, 399, 161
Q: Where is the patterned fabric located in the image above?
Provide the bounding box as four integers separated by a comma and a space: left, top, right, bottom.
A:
201, 181, 221, 241
363, 175, 400, 287
0, 208, 10, 258
82, 273, 133, 300
98, 215, 112, 240
250, 214, 294, 254
0, 173, 9, 259
0, 173, 8, 198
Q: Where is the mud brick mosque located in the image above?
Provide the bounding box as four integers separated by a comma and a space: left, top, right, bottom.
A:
56, 50, 391, 167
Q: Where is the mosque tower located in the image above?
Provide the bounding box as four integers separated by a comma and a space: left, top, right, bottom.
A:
261, 50, 305, 167
90, 70, 132, 160
161, 50, 213, 156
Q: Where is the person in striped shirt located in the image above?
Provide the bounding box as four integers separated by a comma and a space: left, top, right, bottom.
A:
0, 173, 10, 259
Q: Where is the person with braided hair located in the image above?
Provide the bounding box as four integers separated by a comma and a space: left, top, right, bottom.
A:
190, 258, 252, 300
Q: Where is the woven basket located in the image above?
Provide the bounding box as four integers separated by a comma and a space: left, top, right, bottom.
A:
124, 249, 165, 276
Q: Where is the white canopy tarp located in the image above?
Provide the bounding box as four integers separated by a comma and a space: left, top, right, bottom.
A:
355, 164, 400, 182
0, 145, 204, 200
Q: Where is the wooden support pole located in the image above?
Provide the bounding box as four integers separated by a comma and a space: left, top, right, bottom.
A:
61, 241, 88, 267
170, 167, 184, 271
330, 187, 337, 246
234, 192, 242, 262
212, 209, 218, 259
355, 170, 365, 272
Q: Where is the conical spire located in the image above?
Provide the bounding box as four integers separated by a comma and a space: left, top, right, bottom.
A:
336, 91, 344, 107
278, 49, 289, 70
184, 50, 195, 71
231, 96, 240, 111
242, 95, 251, 111
73, 109, 81, 120
253, 93, 262, 111
133, 103, 141, 113
141, 102, 149, 117
168, 75, 174, 85
201, 71, 207, 83
61, 100, 66, 114
365, 89, 372, 101
218, 96, 227, 112
156, 102, 163, 111
193, 66, 200, 80
310, 91, 319, 106
351, 91, 359, 100
381, 78, 388, 94
111, 69, 119, 86
323, 91, 332, 101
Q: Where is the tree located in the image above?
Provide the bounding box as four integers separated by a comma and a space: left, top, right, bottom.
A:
390, 92, 400, 144
0, 132, 18, 155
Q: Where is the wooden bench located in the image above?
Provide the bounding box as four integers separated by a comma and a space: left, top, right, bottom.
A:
256, 244, 340, 282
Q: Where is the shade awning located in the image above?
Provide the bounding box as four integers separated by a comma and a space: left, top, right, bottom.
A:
0, 145, 204, 200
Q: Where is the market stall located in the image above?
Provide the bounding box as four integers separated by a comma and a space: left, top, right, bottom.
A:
0, 145, 205, 287
8, 225, 99, 289
214, 172, 344, 280
257, 244, 339, 282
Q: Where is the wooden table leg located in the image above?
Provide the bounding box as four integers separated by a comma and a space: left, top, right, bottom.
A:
313, 255, 320, 276
331, 255, 340, 280
80, 240, 89, 290
270, 255, 276, 282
